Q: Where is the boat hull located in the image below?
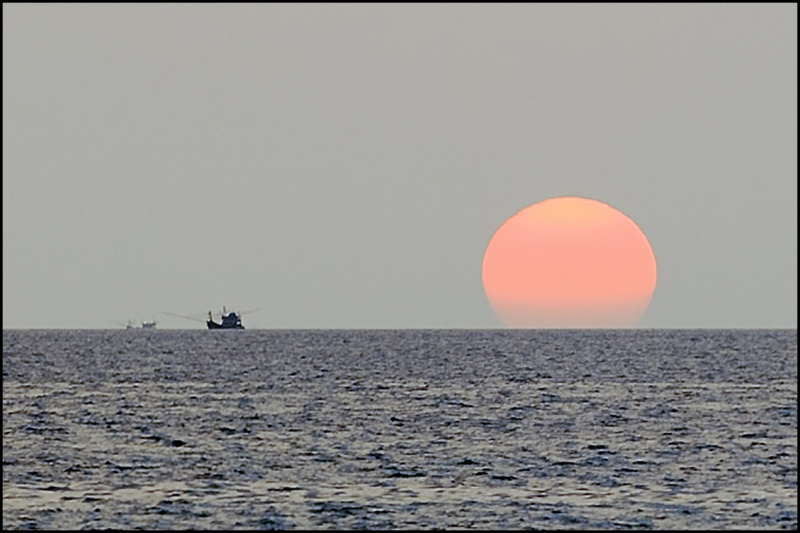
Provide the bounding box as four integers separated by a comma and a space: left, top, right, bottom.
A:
206, 320, 244, 330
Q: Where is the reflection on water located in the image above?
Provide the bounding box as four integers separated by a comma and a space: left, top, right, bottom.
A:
3, 329, 797, 529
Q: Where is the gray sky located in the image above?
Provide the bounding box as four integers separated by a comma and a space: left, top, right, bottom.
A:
3, 4, 797, 329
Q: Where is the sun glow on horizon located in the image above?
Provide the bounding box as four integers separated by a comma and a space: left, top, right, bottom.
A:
482, 197, 657, 328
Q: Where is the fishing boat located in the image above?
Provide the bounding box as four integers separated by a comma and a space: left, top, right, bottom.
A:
165, 306, 256, 329
207, 308, 244, 329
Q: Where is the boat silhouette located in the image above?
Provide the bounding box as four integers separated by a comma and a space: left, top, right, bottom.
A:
207, 308, 244, 329
112, 319, 157, 330
165, 306, 259, 329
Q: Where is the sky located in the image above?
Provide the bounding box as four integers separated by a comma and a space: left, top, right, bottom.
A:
3, 4, 797, 329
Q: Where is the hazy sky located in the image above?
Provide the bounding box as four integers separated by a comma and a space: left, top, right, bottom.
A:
3, 4, 797, 329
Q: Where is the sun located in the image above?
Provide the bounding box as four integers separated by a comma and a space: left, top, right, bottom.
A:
482, 196, 657, 328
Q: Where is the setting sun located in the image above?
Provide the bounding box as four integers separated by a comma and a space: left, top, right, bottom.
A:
482, 197, 657, 328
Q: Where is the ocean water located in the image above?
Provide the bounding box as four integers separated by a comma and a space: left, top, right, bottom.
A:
2, 329, 796, 530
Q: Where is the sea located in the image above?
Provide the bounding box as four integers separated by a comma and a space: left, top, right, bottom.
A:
2, 329, 796, 530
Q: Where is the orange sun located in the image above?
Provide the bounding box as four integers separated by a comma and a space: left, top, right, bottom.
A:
482, 197, 657, 328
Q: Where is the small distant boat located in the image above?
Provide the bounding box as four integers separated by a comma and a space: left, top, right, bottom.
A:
115, 319, 157, 330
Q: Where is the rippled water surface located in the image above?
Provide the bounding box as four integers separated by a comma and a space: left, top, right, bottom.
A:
3, 329, 797, 529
